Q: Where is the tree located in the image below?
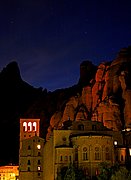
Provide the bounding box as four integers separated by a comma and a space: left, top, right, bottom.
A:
111, 167, 131, 180
56, 163, 89, 180
64, 163, 75, 180
97, 162, 112, 180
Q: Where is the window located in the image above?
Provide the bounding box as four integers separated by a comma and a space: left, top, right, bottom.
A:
38, 152, 41, 156
105, 147, 110, 160
60, 156, 63, 161
83, 147, 88, 161
95, 147, 101, 160
65, 156, 68, 161
28, 145, 31, 150
37, 144, 41, 149
28, 122, 32, 131
38, 172, 40, 176
114, 141, 118, 146
37, 166, 41, 171
27, 160, 31, 165
33, 122, 37, 131
28, 167, 30, 171
23, 122, 27, 131
38, 160, 41, 165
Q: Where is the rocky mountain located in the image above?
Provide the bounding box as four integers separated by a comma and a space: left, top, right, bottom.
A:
0, 61, 44, 165
0, 60, 95, 165
0, 46, 131, 165
46, 46, 131, 140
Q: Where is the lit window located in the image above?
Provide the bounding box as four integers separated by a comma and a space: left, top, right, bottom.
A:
33, 122, 37, 131
129, 148, 131, 156
37, 144, 41, 149
28, 122, 32, 131
37, 166, 41, 171
114, 141, 118, 146
23, 122, 27, 131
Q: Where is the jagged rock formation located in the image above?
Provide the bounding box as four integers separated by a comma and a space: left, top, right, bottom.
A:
0, 46, 131, 164
46, 46, 131, 140
0, 61, 43, 165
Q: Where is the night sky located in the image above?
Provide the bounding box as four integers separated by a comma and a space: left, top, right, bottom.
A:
0, 0, 131, 91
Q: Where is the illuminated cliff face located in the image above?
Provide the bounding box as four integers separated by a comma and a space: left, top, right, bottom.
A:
46, 47, 131, 139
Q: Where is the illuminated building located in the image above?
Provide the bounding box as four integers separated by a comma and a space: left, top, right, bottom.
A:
43, 120, 126, 179
19, 119, 44, 180
18, 118, 129, 179
0, 165, 19, 180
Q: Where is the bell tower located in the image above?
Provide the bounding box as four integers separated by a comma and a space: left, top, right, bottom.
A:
20, 118, 40, 142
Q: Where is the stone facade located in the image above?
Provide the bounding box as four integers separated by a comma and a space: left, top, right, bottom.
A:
43, 120, 125, 180
19, 119, 44, 180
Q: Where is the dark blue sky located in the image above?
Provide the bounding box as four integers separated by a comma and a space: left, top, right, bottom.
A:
0, 0, 131, 91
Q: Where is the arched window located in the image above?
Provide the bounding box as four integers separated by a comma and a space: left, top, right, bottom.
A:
64, 156, 68, 161
33, 122, 37, 131
105, 147, 110, 160
23, 122, 27, 131
83, 147, 88, 161
28, 122, 32, 131
95, 147, 101, 160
